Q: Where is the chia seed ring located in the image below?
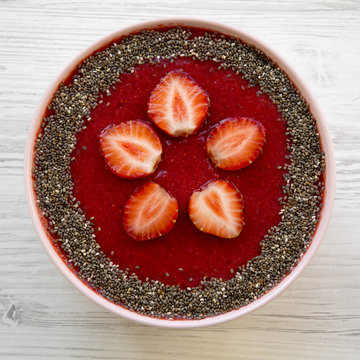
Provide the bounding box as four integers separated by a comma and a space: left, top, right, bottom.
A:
30, 25, 328, 321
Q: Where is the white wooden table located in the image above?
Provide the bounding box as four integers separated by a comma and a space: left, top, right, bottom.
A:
1, 1, 359, 359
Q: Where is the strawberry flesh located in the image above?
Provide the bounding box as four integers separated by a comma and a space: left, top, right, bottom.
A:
99, 120, 162, 179
124, 182, 178, 241
189, 180, 244, 239
147, 71, 209, 137
206, 117, 266, 170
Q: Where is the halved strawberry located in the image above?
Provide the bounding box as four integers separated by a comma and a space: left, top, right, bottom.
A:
124, 182, 178, 241
99, 120, 162, 179
206, 117, 266, 171
147, 71, 210, 137
189, 180, 244, 239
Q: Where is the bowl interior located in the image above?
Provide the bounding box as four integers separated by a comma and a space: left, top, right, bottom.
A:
24, 17, 335, 328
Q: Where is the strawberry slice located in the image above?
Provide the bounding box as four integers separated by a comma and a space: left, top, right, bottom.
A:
147, 71, 210, 137
124, 182, 178, 241
206, 117, 266, 171
189, 180, 244, 239
99, 120, 162, 179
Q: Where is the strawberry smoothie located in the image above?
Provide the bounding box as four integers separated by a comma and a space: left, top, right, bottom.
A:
69, 58, 289, 288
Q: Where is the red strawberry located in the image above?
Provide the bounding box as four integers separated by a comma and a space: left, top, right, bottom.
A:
189, 180, 244, 239
147, 71, 209, 137
124, 182, 178, 241
99, 120, 162, 179
206, 117, 266, 171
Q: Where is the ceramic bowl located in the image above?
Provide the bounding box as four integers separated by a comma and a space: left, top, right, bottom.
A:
24, 17, 336, 328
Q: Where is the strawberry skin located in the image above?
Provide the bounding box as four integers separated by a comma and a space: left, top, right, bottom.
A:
99, 120, 162, 179
206, 117, 266, 171
147, 71, 210, 137
189, 180, 244, 239
124, 182, 178, 241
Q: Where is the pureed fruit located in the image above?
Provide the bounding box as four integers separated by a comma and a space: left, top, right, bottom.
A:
70, 58, 288, 288
33, 27, 325, 319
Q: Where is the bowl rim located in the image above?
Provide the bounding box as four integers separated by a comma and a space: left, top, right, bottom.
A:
24, 16, 336, 328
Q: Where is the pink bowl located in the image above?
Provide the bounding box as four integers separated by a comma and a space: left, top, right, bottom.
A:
24, 18, 336, 328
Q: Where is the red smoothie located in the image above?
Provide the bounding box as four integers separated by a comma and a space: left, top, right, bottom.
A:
69, 57, 289, 288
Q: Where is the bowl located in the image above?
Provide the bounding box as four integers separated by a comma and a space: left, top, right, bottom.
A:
24, 17, 336, 328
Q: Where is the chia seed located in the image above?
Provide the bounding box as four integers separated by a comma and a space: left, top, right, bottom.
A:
32, 27, 325, 320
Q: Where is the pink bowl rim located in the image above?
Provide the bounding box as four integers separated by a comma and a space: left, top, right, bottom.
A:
24, 17, 336, 328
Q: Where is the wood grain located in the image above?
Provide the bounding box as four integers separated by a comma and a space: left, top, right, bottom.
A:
0, 0, 359, 358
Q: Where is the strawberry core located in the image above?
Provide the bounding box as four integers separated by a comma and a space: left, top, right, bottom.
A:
121, 142, 147, 160
204, 191, 224, 219
173, 91, 188, 122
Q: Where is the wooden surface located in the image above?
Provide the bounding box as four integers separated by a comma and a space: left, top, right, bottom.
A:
1, 1, 359, 359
